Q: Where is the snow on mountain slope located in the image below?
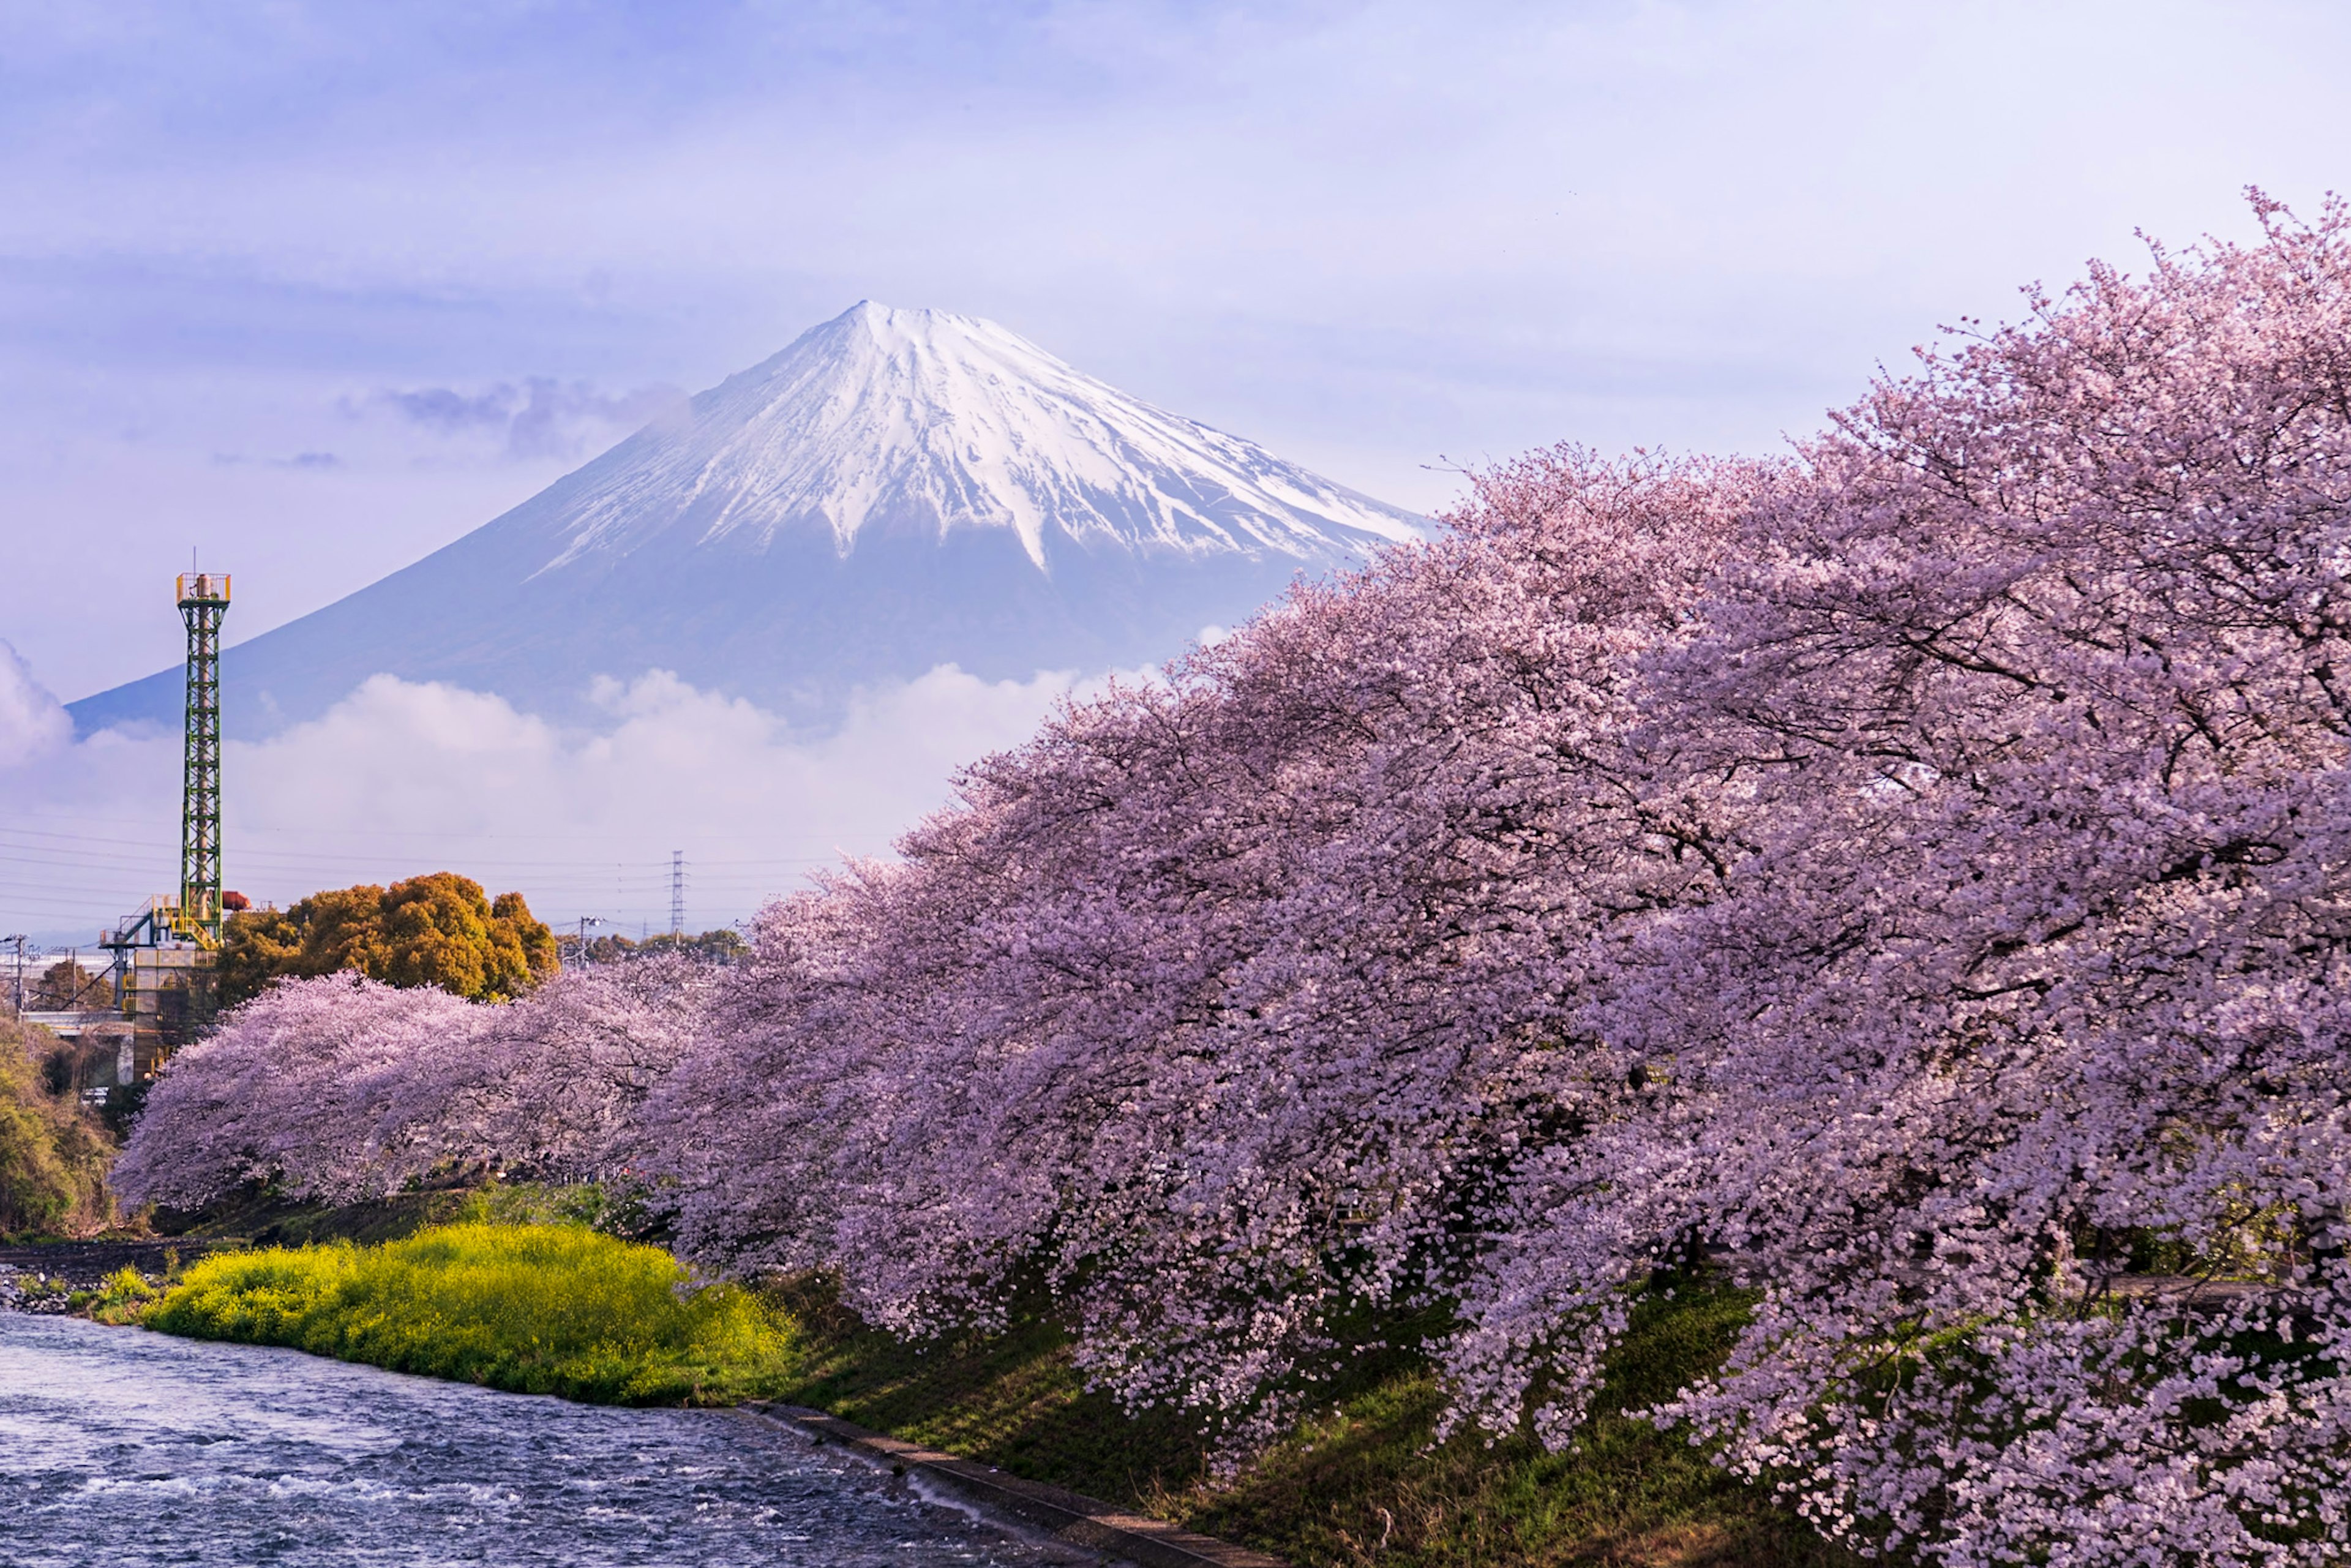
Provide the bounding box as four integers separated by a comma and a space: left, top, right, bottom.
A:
547, 302, 1421, 570
69, 303, 1426, 738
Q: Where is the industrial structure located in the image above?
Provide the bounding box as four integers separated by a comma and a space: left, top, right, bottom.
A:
76, 571, 234, 1087
176, 572, 230, 944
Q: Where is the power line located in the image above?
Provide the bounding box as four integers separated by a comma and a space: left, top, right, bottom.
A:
0, 809, 855, 850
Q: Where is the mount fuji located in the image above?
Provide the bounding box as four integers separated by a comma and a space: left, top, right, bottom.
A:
69, 302, 1425, 738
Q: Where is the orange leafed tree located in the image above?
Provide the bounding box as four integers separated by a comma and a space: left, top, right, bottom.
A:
220, 874, 558, 1007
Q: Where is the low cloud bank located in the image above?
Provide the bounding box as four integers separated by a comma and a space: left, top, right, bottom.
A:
0, 652, 1125, 939
356, 378, 689, 461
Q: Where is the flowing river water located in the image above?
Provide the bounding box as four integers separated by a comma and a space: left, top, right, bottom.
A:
0, 1313, 1075, 1567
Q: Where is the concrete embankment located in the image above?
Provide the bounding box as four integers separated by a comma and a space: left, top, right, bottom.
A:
751, 1403, 1288, 1568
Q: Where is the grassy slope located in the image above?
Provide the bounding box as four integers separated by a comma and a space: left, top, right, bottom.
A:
140, 1218, 1852, 1568
769, 1277, 1853, 1568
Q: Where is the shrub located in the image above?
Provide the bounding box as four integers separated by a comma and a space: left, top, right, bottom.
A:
148, 1222, 793, 1403
0, 1019, 112, 1237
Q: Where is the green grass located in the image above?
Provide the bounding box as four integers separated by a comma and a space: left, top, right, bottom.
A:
762, 1274, 1854, 1567
81, 1264, 164, 1324
155, 1178, 609, 1248
148, 1222, 795, 1403
1177, 1292, 1859, 1567
140, 1215, 1854, 1567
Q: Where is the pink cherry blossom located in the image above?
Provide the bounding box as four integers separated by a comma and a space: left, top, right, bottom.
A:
1452, 192, 2351, 1562
116, 956, 707, 1207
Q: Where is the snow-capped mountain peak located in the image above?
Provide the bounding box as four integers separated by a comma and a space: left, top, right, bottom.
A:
537, 301, 1422, 573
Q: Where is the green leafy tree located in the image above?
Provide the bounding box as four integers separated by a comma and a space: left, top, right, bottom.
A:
28, 959, 108, 1011
220, 874, 559, 1007
0, 1019, 112, 1238
559, 928, 746, 967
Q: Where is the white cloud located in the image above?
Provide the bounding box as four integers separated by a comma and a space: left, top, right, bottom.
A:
0, 662, 1116, 942
0, 640, 70, 768
358, 377, 688, 460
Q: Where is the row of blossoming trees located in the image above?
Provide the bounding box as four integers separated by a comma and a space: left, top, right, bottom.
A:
116, 201, 2351, 1564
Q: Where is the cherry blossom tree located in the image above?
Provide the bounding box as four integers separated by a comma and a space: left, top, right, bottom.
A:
116, 956, 707, 1209
114, 975, 489, 1207
1450, 193, 2351, 1563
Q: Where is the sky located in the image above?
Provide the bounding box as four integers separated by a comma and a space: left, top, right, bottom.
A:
1, 0, 2346, 942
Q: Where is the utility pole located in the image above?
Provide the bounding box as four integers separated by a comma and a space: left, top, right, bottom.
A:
670, 851, 684, 941
5, 935, 26, 1017
574, 915, 603, 968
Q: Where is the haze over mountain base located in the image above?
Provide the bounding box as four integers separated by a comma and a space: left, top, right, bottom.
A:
69, 520, 1306, 738
4, 639, 1118, 940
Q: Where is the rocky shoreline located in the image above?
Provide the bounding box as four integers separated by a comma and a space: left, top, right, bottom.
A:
0, 1261, 75, 1315
0, 1240, 242, 1314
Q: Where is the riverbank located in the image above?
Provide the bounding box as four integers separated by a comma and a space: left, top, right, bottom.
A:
0, 1239, 247, 1317
95, 1218, 1852, 1567
150, 1223, 792, 1403
2, 1311, 1056, 1568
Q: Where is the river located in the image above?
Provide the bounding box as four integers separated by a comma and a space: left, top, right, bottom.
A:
0, 1313, 1074, 1567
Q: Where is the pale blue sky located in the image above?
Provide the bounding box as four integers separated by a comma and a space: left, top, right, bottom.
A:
4, 0, 2348, 697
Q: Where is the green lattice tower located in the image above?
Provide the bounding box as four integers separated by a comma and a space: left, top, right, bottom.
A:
176, 572, 230, 946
